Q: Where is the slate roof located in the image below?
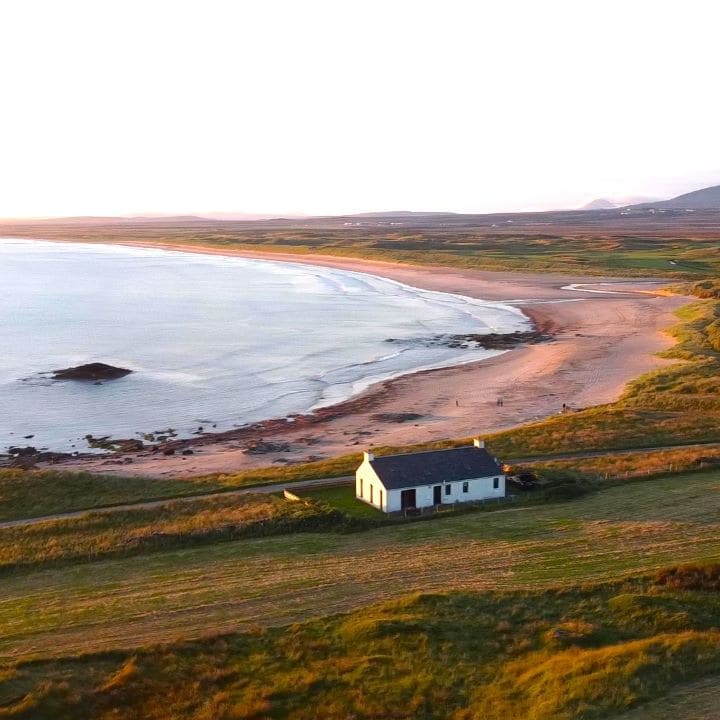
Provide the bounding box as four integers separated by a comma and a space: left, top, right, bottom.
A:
368, 446, 503, 490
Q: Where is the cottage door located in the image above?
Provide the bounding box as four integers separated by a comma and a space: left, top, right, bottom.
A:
433, 485, 442, 504
400, 489, 416, 510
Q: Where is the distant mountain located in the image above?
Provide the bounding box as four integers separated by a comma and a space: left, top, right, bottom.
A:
348, 211, 458, 218
582, 199, 618, 210
199, 212, 307, 221
630, 184, 720, 210
582, 196, 663, 210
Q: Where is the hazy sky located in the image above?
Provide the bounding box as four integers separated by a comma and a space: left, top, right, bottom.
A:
1, 0, 719, 218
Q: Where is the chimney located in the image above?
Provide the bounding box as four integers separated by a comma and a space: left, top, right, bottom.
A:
363, 450, 375, 462
473, 438, 485, 449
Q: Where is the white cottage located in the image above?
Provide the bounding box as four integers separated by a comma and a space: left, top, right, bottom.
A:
355, 439, 505, 513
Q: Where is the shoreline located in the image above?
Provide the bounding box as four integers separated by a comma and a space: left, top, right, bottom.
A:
14, 239, 688, 478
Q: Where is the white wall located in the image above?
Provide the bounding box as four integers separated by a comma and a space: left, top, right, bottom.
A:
356, 460, 505, 513
388, 475, 505, 511
355, 459, 386, 512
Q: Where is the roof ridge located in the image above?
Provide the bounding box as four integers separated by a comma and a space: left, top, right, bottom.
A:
370, 444, 488, 462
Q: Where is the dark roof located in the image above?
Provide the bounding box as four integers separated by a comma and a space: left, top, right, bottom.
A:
368, 446, 503, 490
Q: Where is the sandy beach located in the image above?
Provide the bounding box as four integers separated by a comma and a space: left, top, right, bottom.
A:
46, 245, 688, 478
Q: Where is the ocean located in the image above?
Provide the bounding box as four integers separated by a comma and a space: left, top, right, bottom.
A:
0, 239, 529, 452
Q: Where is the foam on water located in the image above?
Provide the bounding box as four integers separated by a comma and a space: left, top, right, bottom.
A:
0, 239, 529, 452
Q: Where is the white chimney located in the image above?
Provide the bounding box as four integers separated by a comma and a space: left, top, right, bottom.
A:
363, 450, 375, 462
473, 438, 485, 449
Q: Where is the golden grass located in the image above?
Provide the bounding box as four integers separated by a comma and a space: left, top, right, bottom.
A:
527, 445, 720, 481
610, 675, 720, 719
0, 493, 338, 572
2, 470, 720, 661
5, 581, 720, 719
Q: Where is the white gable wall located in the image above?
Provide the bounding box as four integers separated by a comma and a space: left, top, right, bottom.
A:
355, 458, 387, 512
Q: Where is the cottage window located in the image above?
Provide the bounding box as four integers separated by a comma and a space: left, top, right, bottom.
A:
359, 478, 364, 497
370, 485, 374, 503
462, 481, 469, 493
379, 489, 383, 508
493, 477, 500, 489
445, 484, 451, 496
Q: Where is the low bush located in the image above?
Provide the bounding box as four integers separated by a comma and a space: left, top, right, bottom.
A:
655, 564, 720, 592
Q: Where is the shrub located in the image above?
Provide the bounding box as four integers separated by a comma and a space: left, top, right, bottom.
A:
655, 564, 720, 592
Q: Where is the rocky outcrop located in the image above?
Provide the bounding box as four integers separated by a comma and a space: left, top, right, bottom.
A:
52, 363, 132, 381
385, 329, 551, 351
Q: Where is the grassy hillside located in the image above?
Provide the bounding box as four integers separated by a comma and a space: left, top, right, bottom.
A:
611, 676, 720, 719
0, 453, 356, 522
2, 469, 720, 663
0, 493, 357, 574
4, 571, 720, 719
0, 469, 229, 522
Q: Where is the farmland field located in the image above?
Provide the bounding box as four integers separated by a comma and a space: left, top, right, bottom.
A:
2, 469, 720, 662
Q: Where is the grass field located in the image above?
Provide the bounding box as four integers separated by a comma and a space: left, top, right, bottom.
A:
5, 572, 720, 718
0, 493, 350, 574
611, 676, 720, 720
2, 469, 720, 664
296, 485, 383, 518
0, 455, 357, 522
6, 218, 720, 279
0, 469, 227, 522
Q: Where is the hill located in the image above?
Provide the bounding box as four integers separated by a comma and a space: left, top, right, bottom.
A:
582, 198, 618, 210
632, 184, 720, 210
582, 196, 663, 210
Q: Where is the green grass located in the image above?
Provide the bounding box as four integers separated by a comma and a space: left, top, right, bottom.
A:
0, 472, 593, 575
7, 221, 720, 278
1, 470, 720, 663
0, 457, 359, 522
0, 493, 350, 574
0, 469, 228, 522
5, 575, 720, 718
296, 485, 383, 519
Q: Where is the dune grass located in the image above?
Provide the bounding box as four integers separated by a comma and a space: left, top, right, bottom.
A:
0, 456, 358, 523
1, 469, 720, 663
610, 675, 720, 720
5, 573, 720, 719
526, 444, 720, 482
0, 469, 228, 522
0, 493, 350, 574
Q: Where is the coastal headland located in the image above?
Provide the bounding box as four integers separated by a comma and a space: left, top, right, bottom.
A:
47, 243, 688, 478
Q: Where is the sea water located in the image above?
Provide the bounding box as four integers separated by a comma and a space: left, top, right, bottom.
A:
0, 239, 529, 452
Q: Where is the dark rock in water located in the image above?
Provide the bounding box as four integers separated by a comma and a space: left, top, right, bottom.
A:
385, 329, 551, 352
52, 363, 132, 381
84, 435, 144, 452
4, 446, 75, 468
8, 446, 38, 456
